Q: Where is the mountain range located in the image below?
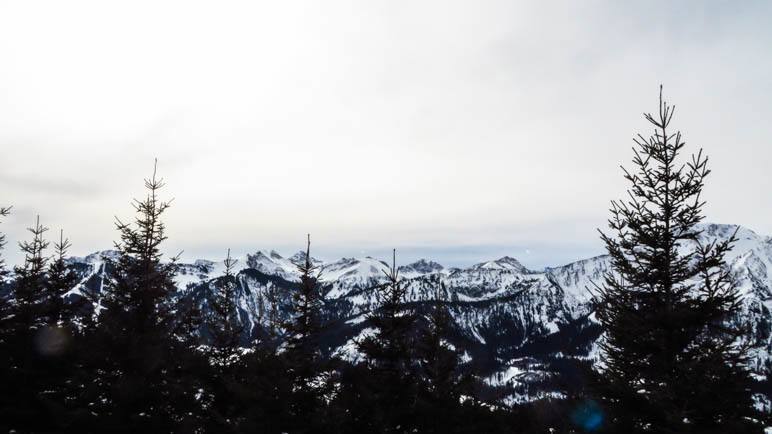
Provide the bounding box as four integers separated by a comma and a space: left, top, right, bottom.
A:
61, 223, 772, 410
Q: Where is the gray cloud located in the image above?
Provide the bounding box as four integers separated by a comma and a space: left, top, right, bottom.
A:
0, 172, 102, 197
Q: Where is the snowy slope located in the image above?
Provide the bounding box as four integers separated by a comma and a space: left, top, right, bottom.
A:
58, 222, 772, 406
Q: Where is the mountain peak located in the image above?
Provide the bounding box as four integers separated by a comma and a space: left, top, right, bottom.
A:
470, 256, 528, 273
289, 250, 322, 266
399, 259, 444, 275
70, 250, 121, 264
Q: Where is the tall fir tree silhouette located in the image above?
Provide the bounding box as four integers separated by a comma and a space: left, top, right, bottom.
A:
13, 215, 50, 329
92, 160, 203, 431
0, 205, 19, 430
414, 280, 475, 431
284, 235, 324, 377
356, 249, 419, 432
201, 248, 252, 431
283, 234, 329, 430
593, 87, 759, 433
46, 229, 78, 325
1, 216, 83, 432
0, 205, 10, 282
0, 205, 12, 336
206, 248, 244, 363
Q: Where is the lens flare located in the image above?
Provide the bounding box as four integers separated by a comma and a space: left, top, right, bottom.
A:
34, 326, 69, 357
571, 400, 604, 432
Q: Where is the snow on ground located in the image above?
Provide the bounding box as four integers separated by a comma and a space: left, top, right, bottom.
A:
484, 366, 524, 387
333, 327, 376, 363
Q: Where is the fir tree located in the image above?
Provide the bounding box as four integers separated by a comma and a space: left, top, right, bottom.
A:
0, 206, 14, 416
414, 281, 474, 431
0, 205, 12, 336
102, 162, 179, 337
90, 160, 203, 431
283, 234, 328, 428
356, 249, 420, 432
13, 215, 50, 329
199, 249, 251, 431
0, 205, 10, 282
284, 234, 325, 377
206, 248, 244, 363
263, 279, 283, 343
359, 250, 416, 376
1, 216, 84, 432
593, 87, 759, 433
46, 229, 79, 325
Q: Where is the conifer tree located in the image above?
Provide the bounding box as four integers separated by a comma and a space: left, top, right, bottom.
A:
2, 216, 82, 432
0, 205, 10, 282
102, 162, 179, 336
0, 207, 26, 432
200, 249, 251, 431
0, 206, 12, 334
13, 215, 50, 329
206, 248, 244, 364
0, 205, 13, 384
46, 229, 78, 325
415, 281, 473, 430
356, 249, 419, 432
593, 88, 759, 433
359, 250, 416, 374
263, 281, 283, 343
33, 230, 81, 431
283, 234, 328, 426
208, 253, 296, 433
91, 160, 202, 430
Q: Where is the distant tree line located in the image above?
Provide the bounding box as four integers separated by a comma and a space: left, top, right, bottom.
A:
0, 90, 766, 433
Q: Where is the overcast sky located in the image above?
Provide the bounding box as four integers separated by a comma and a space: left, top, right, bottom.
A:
1, 1, 771, 268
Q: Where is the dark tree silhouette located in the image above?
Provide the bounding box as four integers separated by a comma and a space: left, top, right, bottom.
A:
1, 216, 87, 432
46, 229, 79, 325
13, 215, 50, 329
284, 235, 324, 357
0, 205, 12, 337
359, 250, 417, 376
206, 248, 244, 363
0, 205, 10, 282
14, 216, 50, 320
263, 278, 283, 343
0, 206, 19, 430
282, 234, 331, 430
414, 281, 476, 432
200, 249, 252, 431
355, 249, 420, 432
90, 160, 204, 431
593, 87, 759, 433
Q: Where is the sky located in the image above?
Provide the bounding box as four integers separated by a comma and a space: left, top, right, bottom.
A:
1, 0, 771, 269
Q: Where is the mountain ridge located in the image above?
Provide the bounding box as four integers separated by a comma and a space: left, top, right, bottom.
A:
54, 222, 772, 409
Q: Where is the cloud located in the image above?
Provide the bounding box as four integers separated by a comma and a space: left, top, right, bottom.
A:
0, 173, 102, 197
0, 1, 770, 267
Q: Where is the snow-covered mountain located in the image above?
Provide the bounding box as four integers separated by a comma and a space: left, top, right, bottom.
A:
62, 223, 772, 407
469, 256, 531, 273
398, 259, 444, 278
